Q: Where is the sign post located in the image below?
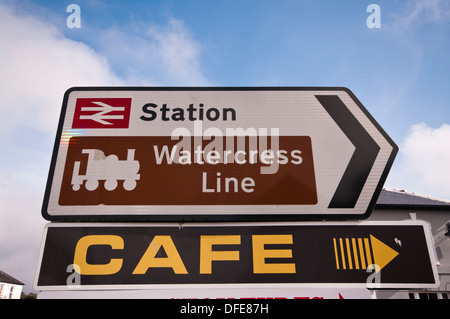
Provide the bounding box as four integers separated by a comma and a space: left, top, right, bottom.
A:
42, 87, 397, 221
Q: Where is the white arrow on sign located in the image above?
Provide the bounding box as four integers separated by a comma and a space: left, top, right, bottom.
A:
79, 101, 126, 125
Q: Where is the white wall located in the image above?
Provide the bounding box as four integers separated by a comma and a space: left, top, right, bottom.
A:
369, 208, 450, 293
0, 283, 23, 299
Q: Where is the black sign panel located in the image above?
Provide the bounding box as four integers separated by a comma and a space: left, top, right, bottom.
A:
34, 222, 438, 290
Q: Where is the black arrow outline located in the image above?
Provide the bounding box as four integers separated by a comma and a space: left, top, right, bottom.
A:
315, 95, 380, 209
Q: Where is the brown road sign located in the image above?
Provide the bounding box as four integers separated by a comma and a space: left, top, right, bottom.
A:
42, 87, 397, 221
59, 136, 317, 206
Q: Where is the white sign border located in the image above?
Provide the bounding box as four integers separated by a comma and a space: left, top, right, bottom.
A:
42, 87, 398, 221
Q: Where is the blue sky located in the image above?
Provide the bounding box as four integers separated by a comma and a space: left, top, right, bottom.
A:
1, 0, 450, 292
22, 0, 450, 140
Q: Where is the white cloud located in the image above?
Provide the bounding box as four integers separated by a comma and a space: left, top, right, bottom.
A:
0, 3, 211, 293
0, 170, 46, 292
389, 0, 450, 30
0, 4, 124, 292
407, 0, 450, 24
0, 4, 123, 137
387, 123, 450, 200
146, 18, 208, 85
98, 17, 210, 86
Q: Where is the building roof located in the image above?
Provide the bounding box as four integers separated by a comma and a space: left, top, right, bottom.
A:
376, 188, 450, 210
0, 270, 24, 286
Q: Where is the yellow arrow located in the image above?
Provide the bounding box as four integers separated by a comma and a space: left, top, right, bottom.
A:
333, 235, 399, 271
370, 235, 399, 272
